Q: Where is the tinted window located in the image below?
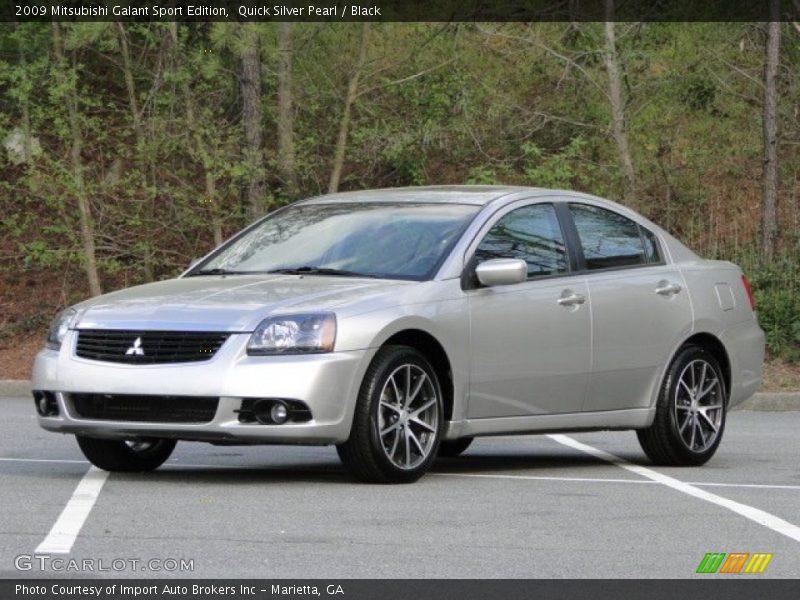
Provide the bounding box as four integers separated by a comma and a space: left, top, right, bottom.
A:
569, 203, 647, 270
475, 204, 568, 278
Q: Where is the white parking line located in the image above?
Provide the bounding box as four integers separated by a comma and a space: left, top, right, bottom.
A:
547, 434, 800, 544
0, 457, 88, 464
691, 481, 800, 491
435, 471, 800, 491
35, 467, 109, 554
434, 473, 652, 485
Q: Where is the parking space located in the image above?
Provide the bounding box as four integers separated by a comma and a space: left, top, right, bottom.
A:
0, 395, 798, 578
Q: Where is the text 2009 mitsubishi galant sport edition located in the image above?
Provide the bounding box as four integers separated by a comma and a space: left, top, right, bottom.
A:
33, 186, 765, 483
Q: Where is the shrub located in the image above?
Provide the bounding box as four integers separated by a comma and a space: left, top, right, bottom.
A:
735, 248, 800, 362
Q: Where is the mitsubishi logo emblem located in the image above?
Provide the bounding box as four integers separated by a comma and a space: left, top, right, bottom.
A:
125, 337, 145, 356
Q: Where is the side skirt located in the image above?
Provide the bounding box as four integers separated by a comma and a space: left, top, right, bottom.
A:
447, 407, 655, 439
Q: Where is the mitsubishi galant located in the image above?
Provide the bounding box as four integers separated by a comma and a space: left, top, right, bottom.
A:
32, 186, 765, 483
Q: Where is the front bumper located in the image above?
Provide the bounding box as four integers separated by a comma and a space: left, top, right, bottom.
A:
31, 331, 373, 445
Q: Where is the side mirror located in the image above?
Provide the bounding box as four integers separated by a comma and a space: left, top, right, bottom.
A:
475, 259, 527, 287
188, 258, 202, 269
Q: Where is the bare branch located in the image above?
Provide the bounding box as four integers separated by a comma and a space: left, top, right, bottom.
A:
703, 48, 763, 90
356, 59, 454, 99
476, 23, 610, 101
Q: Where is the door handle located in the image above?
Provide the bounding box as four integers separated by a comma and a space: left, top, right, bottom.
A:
655, 282, 682, 296
557, 292, 586, 307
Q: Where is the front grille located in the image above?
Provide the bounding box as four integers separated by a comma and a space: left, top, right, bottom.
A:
71, 393, 219, 423
76, 329, 229, 364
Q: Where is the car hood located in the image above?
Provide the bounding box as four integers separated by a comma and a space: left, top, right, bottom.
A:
74, 275, 413, 332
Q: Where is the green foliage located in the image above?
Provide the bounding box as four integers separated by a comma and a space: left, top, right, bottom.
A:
679, 73, 718, 111
0, 21, 797, 349
466, 166, 500, 185
20, 240, 62, 268
521, 137, 594, 190
742, 250, 800, 362
756, 289, 800, 362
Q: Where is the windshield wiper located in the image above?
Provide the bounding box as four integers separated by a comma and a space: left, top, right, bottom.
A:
267, 266, 377, 278
187, 267, 248, 277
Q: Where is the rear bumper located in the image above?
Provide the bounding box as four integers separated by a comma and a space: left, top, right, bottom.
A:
721, 319, 766, 408
31, 331, 372, 444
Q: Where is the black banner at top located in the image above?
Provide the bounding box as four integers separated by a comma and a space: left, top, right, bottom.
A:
2, 0, 800, 23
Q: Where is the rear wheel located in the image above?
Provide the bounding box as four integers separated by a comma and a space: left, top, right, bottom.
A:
337, 345, 443, 483
76, 436, 176, 472
637, 345, 727, 466
438, 437, 473, 458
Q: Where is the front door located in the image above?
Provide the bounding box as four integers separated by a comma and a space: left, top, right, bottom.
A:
466, 202, 591, 418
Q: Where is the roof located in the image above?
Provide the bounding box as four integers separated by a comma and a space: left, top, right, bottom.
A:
298, 185, 545, 206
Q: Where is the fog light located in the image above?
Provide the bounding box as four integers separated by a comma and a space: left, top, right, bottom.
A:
33, 391, 59, 417
238, 398, 312, 424
270, 402, 289, 424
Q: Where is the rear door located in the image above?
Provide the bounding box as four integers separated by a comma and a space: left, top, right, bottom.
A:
566, 202, 692, 411
465, 201, 591, 418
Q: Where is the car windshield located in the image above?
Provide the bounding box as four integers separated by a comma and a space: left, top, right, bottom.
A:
191, 202, 480, 280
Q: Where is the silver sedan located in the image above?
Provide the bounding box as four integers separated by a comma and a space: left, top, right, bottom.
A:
32, 186, 765, 483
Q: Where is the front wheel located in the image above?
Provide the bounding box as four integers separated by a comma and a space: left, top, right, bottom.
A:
637, 345, 727, 466
76, 436, 176, 472
337, 345, 443, 483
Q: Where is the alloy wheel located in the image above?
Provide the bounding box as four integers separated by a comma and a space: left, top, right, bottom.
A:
673, 359, 724, 453
376, 364, 439, 470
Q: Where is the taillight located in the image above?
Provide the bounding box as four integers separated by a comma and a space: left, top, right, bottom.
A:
741, 275, 756, 311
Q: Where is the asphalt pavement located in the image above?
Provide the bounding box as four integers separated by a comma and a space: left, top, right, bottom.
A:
0, 393, 798, 579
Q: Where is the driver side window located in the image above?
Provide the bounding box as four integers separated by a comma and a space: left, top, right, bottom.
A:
474, 203, 568, 279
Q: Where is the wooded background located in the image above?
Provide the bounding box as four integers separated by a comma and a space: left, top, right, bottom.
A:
0, 21, 799, 370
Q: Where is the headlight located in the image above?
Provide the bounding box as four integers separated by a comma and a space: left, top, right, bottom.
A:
46, 308, 78, 350
247, 313, 336, 355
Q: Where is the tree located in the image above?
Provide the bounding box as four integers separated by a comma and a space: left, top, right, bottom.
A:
328, 23, 370, 194
602, 0, 638, 207
240, 23, 266, 219
50, 23, 102, 296
169, 23, 225, 246
277, 22, 298, 198
761, 7, 781, 260
116, 22, 157, 280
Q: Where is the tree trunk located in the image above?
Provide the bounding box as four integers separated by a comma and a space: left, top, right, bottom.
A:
117, 23, 155, 281
15, 23, 33, 162
52, 23, 102, 297
602, 1, 637, 208
328, 23, 370, 194
761, 12, 781, 261
169, 23, 223, 246
117, 23, 144, 142
277, 22, 298, 198
205, 171, 222, 246
240, 24, 266, 219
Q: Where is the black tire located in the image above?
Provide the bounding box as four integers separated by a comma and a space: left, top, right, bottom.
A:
637, 345, 727, 466
76, 436, 176, 472
438, 437, 473, 458
337, 345, 444, 483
